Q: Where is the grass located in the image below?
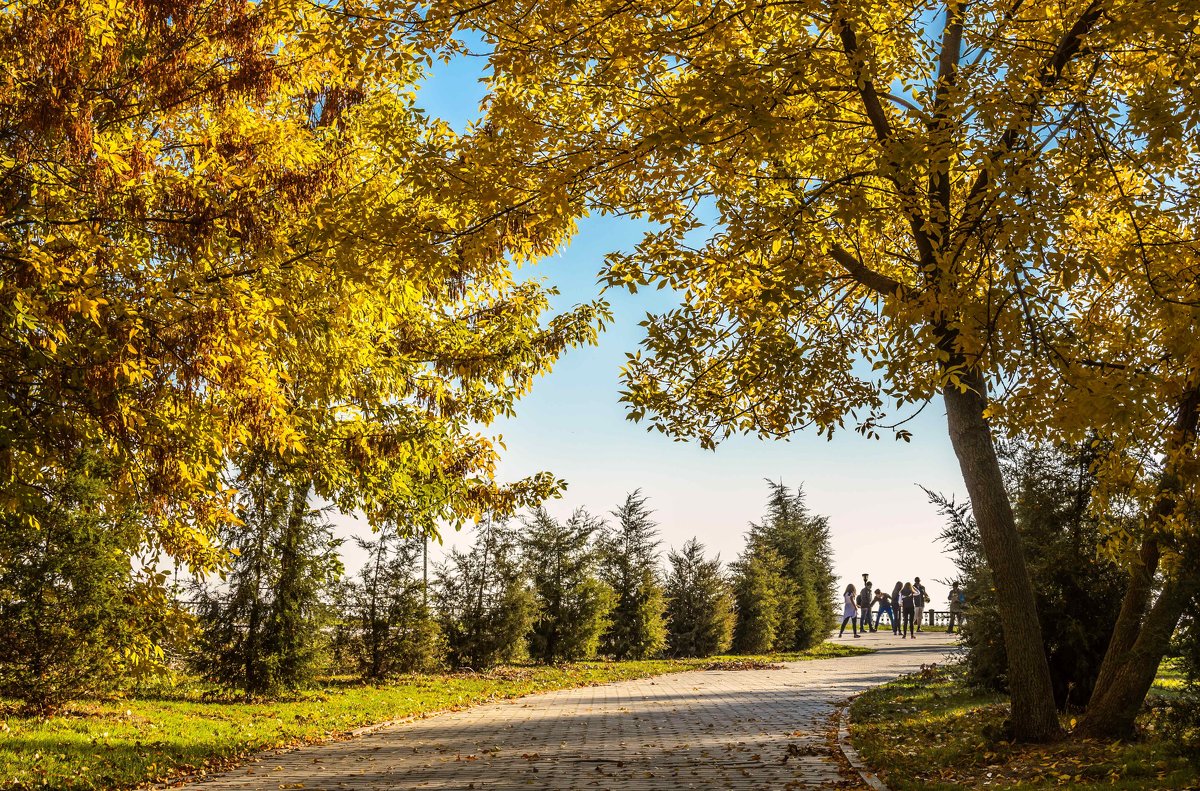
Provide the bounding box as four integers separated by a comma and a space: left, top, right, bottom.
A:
0, 642, 870, 790
849, 661, 1197, 790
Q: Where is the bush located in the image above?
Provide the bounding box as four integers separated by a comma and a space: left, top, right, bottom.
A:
731, 546, 785, 654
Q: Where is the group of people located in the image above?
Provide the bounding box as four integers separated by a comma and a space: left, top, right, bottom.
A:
839, 573, 966, 638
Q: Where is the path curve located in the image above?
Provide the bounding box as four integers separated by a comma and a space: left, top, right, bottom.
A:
184, 633, 958, 791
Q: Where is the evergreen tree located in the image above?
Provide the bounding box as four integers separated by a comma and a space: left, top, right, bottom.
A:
522, 508, 614, 663
0, 454, 188, 713
598, 491, 668, 660
193, 473, 342, 695
664, 538, 734, 658
347, 530, 443, 679
731, 545, 786, 654
734, 482, 836, 653
435, 518, 538, 670
934, 440, 1128, 709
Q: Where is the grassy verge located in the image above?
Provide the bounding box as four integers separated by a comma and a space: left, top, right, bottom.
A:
849, 662, 1195, 790
0, 642, 870, 790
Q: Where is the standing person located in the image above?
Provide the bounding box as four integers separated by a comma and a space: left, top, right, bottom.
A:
873, 588, 895, 633
858, 575, 875, 632
900, 582, 917, 638
913, 576, 928, 632
947, 581, 965, 633
839, 583, 860, 638
890, 581, 903, 635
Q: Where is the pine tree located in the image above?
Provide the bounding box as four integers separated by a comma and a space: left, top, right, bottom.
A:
347, 530, 443, 679
730, 545, 786, 655
664, 539, 734, 658
193, 473, 342, 695
598, 491, 668, 660
0, 454, 188, 713
736, 482, 836, 653
522, 508, 614, 663
435, 518, 538, 670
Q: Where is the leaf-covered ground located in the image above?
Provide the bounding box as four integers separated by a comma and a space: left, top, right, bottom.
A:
0, 642, 868, 790
850, 662, 1197, 790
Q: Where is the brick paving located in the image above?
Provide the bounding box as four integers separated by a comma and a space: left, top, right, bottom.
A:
187, 633, 958, 791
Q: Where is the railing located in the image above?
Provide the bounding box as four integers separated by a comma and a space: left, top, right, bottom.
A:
834, 608, 965, 628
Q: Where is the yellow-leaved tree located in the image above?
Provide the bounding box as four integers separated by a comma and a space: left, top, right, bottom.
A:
0, 0, 606, 685
443, 0, 1200, 740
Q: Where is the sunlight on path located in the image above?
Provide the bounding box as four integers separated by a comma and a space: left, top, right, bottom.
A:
184, 634, 958, 791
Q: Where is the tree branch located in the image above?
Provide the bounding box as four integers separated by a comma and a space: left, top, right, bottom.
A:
829, 243, 908, 297
836, 15, 936, 266
956, 0, 1108, 234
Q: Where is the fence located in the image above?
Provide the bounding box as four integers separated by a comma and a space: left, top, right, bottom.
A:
833, 608, 964, 628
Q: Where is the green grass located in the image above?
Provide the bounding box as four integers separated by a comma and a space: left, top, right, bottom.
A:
0, 642, 870, 790
1152, 657, 1186, 699
849, 662, 1196, 790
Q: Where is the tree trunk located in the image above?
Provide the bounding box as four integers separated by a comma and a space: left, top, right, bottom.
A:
1078, 570, 1196, 737
1079, 376, 1200, 738
943, 373, 1061, 741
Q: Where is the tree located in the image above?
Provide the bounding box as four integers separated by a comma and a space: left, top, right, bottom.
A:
664, 538, 734, 658
598, 491, 668, 660
435, 518, 538, 670
522, 508, 614, 663
452, 0, 1200, 740
933, 441, 1128, 709
192, 473, 342, 695
346, 530, 444, 679
0, 0, 607, 584
731, 546, 786, 654
744, 482, 836, 651
0, 454, 189, 714
1004, 209, 1200, 736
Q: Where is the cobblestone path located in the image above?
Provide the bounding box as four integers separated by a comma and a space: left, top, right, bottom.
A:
187, 634, 958, 791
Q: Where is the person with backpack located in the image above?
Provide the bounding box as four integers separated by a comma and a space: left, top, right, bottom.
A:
872, 588, 895, 633
913, 576, 929, 632
900, 582, 918, 638
890, 581, 903, 635
839, 583, 860, 638
947, 581, 966, 633
858, 574, 875, 632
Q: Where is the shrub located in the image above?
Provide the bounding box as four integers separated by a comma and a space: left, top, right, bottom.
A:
933, 440, 1128, 709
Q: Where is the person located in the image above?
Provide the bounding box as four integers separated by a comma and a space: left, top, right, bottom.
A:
858, 575, 875, 632
839, 583, 860, 638
913, 576, 928, 632
873, 588, 895, 633
900, 582, 918, 638
890, 581, 903, 635
947, 581, 965, 633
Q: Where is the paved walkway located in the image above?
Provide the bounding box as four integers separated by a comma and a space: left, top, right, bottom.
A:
187, 633, 959, 791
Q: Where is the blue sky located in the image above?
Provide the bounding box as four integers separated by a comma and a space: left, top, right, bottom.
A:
334, 42, 968, 608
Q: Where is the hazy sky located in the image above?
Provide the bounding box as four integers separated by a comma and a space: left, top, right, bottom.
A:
332, 45, 969, 610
